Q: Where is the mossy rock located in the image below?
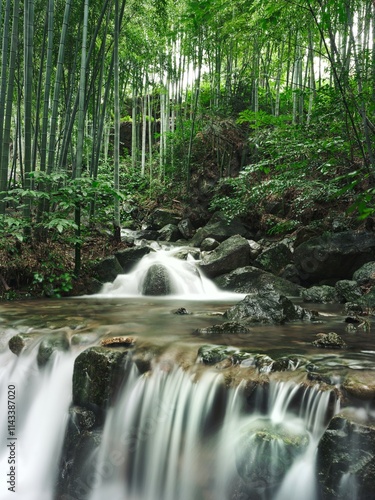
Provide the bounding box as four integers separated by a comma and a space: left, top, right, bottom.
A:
8, 333, 37, 356
236, 418, 309, 489
37, 330, 71, 367
72, 346, 128, 412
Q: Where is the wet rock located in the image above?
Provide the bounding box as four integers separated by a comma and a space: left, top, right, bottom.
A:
248, 239, 262, 259
191, 211, 252, 246
224, 290, 309, 325
101, 336, 136, 347
253, 242, 292, 275
198, 345, 235, 365
56, 408, 102, 500
294, 231, 375, 284
193, 321, 251, 336
214, 266, 303, 297
236, 419, 309, 490
199, 235, 251, 279
201, 237, 219, 251
253, 355, 301, 373
280, 264, 302, 285
158, 223, 181, 242
115, 246, 153, 273
91, 255, 123, 283
148, 208, 181, 229
352, 261, 375, 285
345, 288, 375, 311
335, 280, 363, 303
72, 346, 128, 412
142, 263, 171, 295
302, 285, 338, 304
8, 333, 37, 355
178, 218, 195, 239
343, 372, 375, 401
317, 415, 375, 500
172, 247, 200, 260
312, 332, 347, 349
137, 229, 160, 240
173, 307, 191, 315
37, 330, 71, 367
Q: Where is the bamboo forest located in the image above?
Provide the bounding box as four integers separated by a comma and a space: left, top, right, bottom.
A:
1, 2, 375, 500
0, 0, 373, 295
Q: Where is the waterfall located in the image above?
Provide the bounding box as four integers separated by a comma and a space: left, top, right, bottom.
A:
0, 347, 76, 500
86, 365, 336, 500
96, 247, 240, 299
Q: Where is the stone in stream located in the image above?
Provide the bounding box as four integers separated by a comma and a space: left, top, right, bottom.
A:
8, 333, 37, 355
317, 414, 375, 500
302, 285, 339, 304
157, 223, 181, 242
115, 246, 153, 273
72, 346, 128, 415
178, 218, 195, 239
193, 321, 251, 336
214, 266, 303, 297
312, 332, 347, 349
37, 329, 71, 367
91, 255, 123, 283
224, 289, 310, 324
199, 234, 251, 279
236, 419, 309, 491
142, 263, 172, 295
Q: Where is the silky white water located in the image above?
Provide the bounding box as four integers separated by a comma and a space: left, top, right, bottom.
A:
96, 247, 243, 300
0, 346, 76, 500
87, 366, 336, 500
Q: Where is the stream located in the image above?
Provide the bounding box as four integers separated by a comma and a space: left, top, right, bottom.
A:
0, 245, 374, 499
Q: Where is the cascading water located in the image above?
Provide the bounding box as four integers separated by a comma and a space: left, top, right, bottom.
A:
0, 345, 76, 500
84, 365, 336, 500
96, 246, 238, 299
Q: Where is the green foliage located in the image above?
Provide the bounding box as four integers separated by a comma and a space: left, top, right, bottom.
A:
32, 268, 74, 298
210, 114, 356, 233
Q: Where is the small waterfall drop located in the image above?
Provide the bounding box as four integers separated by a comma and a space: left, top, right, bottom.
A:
0, 346, 76, 500
87, 364, 336, 500
97, 246, 240, 299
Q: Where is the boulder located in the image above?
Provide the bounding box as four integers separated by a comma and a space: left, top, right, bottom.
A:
8, 333, 37, 355
178, 218, 195, 239
302, 285, 338, 303
72, 346, 128, 413
141, 263, 171, 295
293, 231, 375, 284
312, 332, 347, 349
352, 261, 375, 285
236, 419, 309, 490
37, 330, 71, 367
115, 246, 153, 273
157, 224, 181, 242
172, 247, 201, 260
191, 212, 252, 247
193, 321, 251, 336
317, 415, 375, 500
214, 266, 303, 297
148, 208, 181, 229
91, 256, 123, 283
199, 235, 251, 279
201, 238, 220, 251
198, 344, 234, 365
56, 407, 101, 500
335, 280, 363, 303
224, 290, 309, 325
253, 242, 292, 275
343, 372, 375, 401
248, 239, 262, 259
345, 288, 375, 310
